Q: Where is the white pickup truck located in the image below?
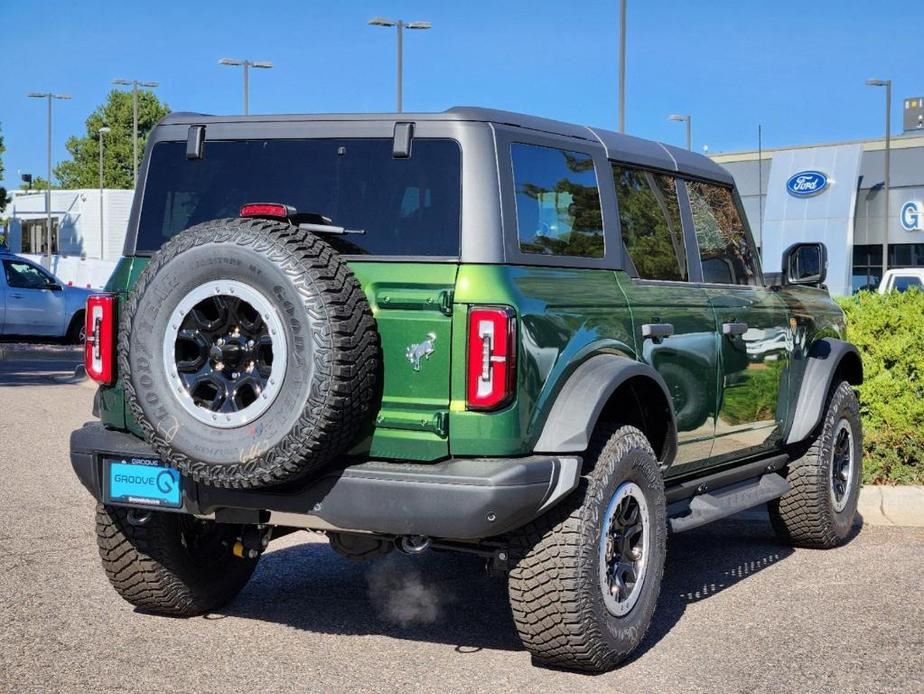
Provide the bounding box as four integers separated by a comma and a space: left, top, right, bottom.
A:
879, 269, 924, 294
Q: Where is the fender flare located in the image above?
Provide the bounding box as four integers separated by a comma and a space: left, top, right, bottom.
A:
785, 338, 863, 445
533, 354, 678, 463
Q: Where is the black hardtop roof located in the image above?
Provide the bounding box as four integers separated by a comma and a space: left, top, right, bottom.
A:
158, 106, 732, 185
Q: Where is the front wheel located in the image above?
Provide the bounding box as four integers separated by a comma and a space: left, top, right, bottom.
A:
507, 425, 667, 673
96, 504, 259, 616
66, 311, 85, 344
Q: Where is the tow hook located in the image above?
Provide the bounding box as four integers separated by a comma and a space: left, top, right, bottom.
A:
233, 526, 271, 560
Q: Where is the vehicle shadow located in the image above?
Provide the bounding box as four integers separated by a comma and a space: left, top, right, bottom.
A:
215, 512, 858, 658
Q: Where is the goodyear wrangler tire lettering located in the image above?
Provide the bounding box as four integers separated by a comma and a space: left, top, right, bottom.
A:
119, 217, 380, 489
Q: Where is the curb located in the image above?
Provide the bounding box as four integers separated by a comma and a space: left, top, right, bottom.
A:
857, 485, 924, 527
732, 486, 924, 527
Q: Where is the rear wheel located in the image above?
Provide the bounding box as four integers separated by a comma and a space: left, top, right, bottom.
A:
507, 425, 667, 673
769, 381, 862, 548
96, 504, 259, 616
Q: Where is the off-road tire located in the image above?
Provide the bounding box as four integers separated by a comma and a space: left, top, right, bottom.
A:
119, 217, 380, 488
769, 381, 862, 548
96, 503, 258, 616
507, 425, 667, 673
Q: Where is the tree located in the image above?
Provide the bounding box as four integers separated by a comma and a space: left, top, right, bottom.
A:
54, 89, 169, 189
20, 176, 53, 191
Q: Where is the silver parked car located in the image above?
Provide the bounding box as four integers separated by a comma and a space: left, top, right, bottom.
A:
0, 249, 93, 342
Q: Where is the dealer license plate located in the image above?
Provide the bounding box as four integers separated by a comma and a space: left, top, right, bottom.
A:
105, 457, 182, 509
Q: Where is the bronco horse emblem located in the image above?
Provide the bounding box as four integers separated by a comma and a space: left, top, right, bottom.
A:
406, 332, 437, 372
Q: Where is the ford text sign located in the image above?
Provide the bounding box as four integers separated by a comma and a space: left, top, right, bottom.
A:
786, 171, 830, 197
901, 201, 924, 231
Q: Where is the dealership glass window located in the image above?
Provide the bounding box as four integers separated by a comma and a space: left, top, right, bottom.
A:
612, 164, 687, 281
511, 144, 604, 257
686, 181, 760, 285
888, 243, 924, 268
20, 218, 59, 255
851, 245, 882, 292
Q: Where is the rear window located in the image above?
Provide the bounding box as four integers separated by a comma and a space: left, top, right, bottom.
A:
894, 276, 923, 292
136, 138, 461, 256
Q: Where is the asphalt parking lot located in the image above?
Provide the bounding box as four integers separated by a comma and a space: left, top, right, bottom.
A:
1, 353, 922, 693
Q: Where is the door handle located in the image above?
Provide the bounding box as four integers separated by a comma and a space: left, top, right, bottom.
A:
11, 293, 24, 299
641, 323, 674, 340
722, 322, 748, 336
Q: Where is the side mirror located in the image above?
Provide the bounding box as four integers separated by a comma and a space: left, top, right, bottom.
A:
782, 242, 827, 287
47, 282, 63, 292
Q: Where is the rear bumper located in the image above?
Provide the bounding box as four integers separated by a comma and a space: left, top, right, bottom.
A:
70, 422, 581, 540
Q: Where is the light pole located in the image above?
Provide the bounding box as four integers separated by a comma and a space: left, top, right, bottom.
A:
98, 126, 111, 260
218, 58, 273, 116
866, 79, 892, 278
668, 114, 692, 150
368, 17, 432, 112
27, 91, 71, 266
112, 78, 159, 190
618, 0, 626, 132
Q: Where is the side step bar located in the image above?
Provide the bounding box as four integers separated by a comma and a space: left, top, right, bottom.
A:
667, 472, 791, 533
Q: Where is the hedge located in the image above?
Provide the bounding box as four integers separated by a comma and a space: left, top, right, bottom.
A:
836, 290, 924, 485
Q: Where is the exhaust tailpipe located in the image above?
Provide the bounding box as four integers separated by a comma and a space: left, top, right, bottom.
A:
397, 535, 431, 554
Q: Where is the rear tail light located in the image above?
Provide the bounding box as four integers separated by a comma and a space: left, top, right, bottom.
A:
467, 306, 517, 410
85, 294, 115, 385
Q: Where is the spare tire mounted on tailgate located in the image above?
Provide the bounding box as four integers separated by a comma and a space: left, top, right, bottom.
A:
119, 217, 379, 488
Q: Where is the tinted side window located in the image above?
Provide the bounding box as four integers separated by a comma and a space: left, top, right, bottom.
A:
138, 139, 461, 257
511, 144, 604, 258
612, 164, 687, 281
3, 260, 52, 289
687, 181, 760, 286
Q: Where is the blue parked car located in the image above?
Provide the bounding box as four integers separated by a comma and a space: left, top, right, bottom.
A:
0, 249, 92, 343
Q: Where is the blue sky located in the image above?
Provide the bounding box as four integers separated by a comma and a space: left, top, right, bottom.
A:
1, 0, 918, 191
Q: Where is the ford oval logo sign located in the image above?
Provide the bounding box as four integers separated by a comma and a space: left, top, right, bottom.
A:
786, 171, 830, 197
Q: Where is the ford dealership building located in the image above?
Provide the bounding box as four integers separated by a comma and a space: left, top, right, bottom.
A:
711, 96, 924, 295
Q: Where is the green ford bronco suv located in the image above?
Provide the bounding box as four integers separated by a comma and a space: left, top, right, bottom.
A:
71, 107, 863, 672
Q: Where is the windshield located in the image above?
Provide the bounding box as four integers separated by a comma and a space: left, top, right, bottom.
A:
136, 138, 461, 257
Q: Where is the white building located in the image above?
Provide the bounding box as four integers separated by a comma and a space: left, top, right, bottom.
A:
3, 188, 134, 287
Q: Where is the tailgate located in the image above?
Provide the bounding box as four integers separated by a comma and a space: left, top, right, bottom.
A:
348, 262, 458, 460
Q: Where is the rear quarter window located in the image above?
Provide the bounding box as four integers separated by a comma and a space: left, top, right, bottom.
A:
136, 138, 461, 257
511, 143, 604, 258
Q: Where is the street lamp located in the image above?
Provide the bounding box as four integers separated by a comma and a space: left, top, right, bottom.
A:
618, 0, 627, 132
98, 127, 111, 260
866, 78, 892, 278
218, 58, 273, 116
668, 114, 692, 150
27, 91, 71, 266
368, 17, 432, 113
112, 78, 159, 189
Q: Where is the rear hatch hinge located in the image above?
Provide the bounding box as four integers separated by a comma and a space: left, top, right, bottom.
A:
375, 410, 449, 438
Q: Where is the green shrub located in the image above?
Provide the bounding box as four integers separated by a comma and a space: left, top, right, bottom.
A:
837, 290, 924, 484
